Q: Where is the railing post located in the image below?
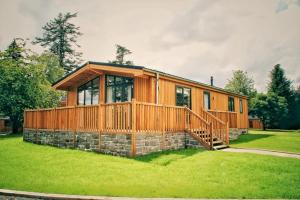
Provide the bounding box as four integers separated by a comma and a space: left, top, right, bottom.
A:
98, 102, 104, 151
226, 121, 229, 145
73, 106, 77, 148
131, 99, 136, 157
210, 122, 213, 150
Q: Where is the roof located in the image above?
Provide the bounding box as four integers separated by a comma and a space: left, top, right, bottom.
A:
52, 61, 248, 98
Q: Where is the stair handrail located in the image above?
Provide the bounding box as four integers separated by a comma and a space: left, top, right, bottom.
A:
185, 107, 210, 126
200, 107, 226, 125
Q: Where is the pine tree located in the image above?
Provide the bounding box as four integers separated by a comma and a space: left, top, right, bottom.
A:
267, 64, 296, 128
33, 12, 82, 73
268, 64, 293, 101
109, 44, 133, 65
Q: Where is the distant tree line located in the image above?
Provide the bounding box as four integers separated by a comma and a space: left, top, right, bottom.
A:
225, 65, 300, 130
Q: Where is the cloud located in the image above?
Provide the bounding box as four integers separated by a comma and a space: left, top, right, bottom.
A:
0, 0, 299, 92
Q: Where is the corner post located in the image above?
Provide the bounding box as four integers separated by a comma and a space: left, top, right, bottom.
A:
53, 108, 57, 132
131, 99, 137, 157
73, 106, 77, 147
98, 102, 104, 151
226, 121, 229, 145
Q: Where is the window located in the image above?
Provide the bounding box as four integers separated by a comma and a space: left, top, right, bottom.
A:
239, 99, 243, 113
176, 86, 191, 109
203, 91, 211, 110
106, 75, 133, 103
77, 77, 99, 105
228, 96, 235, 112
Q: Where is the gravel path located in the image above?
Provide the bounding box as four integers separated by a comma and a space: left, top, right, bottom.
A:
222, 148, 300, 159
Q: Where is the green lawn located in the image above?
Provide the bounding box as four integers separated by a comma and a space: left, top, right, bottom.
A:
230, 129, 300, 153
0, 134, 299, 199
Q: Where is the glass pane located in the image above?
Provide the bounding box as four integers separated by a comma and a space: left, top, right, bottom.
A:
92, 78, 99, 104
183, 88, 191, 108
115, 77, 123, 85
107, 76, 114, 86
239, 99, 243, 113
115, 86, 122, 102
176, 87, 183, 106
92, 77, 99, 88
106, 87, 113, 103
123, 85, 132, 102
204, 93, 209, 110
85, 82, 92, 105
78, 89, 84, 105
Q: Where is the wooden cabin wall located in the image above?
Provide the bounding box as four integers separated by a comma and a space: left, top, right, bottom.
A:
157, 77, 249, 128
134, 77, 155, 103
67, 87, 77, 106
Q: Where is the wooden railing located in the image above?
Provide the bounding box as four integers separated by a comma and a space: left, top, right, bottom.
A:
24, 100, 229, 149
208, 110, 237, 128
136, 102, 185, 133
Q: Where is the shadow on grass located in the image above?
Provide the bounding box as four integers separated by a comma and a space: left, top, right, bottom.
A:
134, 148, 204, 166
0, 132, 22, 140
231, 133, 273, 145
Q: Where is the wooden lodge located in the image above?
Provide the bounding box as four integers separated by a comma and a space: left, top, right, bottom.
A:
23, 62, 249, 156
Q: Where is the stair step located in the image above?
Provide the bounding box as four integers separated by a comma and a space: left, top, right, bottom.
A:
213, 144, 228, 150
213, 140, 223, 145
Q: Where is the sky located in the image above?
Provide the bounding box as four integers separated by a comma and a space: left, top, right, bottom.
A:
0, 0, 299, 91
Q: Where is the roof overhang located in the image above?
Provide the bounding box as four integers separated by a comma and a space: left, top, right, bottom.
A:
53, 62, 145, 90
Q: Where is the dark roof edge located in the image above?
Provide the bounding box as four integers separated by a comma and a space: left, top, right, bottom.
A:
144, 68, 248, 99
52, 61, 145, 87
52, 61, 248, 99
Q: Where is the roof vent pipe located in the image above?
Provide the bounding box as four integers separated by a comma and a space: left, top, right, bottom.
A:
210, 76, 214, 86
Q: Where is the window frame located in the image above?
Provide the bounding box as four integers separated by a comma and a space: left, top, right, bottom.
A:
175, 85, 192, 109
105, 74, 134, 103
228, 96, 235, 112
203, 91, 211, 110
77, 76, 100, 105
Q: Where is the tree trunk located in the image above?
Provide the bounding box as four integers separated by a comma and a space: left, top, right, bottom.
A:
12, 119, 20, 133
262, 122, 266, 131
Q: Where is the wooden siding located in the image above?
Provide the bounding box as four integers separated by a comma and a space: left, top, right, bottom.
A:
249, 119, 263, 129
63, 66, 248, 129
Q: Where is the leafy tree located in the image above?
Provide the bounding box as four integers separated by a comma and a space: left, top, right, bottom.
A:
0, 40, 62, 133
250, 93, 288, 130
33, 12, 82, 73
109, 44, 133, 65
225, 70, 257, 98
32, 52, 64, 84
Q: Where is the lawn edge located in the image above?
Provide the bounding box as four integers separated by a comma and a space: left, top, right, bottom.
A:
229, 147, 300, 155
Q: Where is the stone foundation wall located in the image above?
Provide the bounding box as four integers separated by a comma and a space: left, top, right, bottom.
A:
229, 128, 248, 140
23, 130, 132, 157
23, 129, 204, 157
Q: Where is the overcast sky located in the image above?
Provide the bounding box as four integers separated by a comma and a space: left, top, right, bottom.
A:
0, 0, 299, 91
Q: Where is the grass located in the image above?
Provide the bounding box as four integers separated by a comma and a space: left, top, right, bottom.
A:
0, 134, 299, 199
230, 129, 300, 153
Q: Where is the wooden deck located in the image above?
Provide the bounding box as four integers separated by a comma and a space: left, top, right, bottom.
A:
24, 100, 237, 150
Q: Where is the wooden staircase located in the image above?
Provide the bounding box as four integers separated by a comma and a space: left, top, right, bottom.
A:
184, 108, 229, 150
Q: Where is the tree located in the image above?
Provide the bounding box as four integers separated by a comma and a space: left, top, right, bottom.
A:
33, 12, 82, 73
268, 64, 293, 100
225, 70, 257, 98
267, 64, 295, 128
0, 40, 62, 133
250, 93, 288, 130
109, 44, 133, 65
32, 52, 64, 84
